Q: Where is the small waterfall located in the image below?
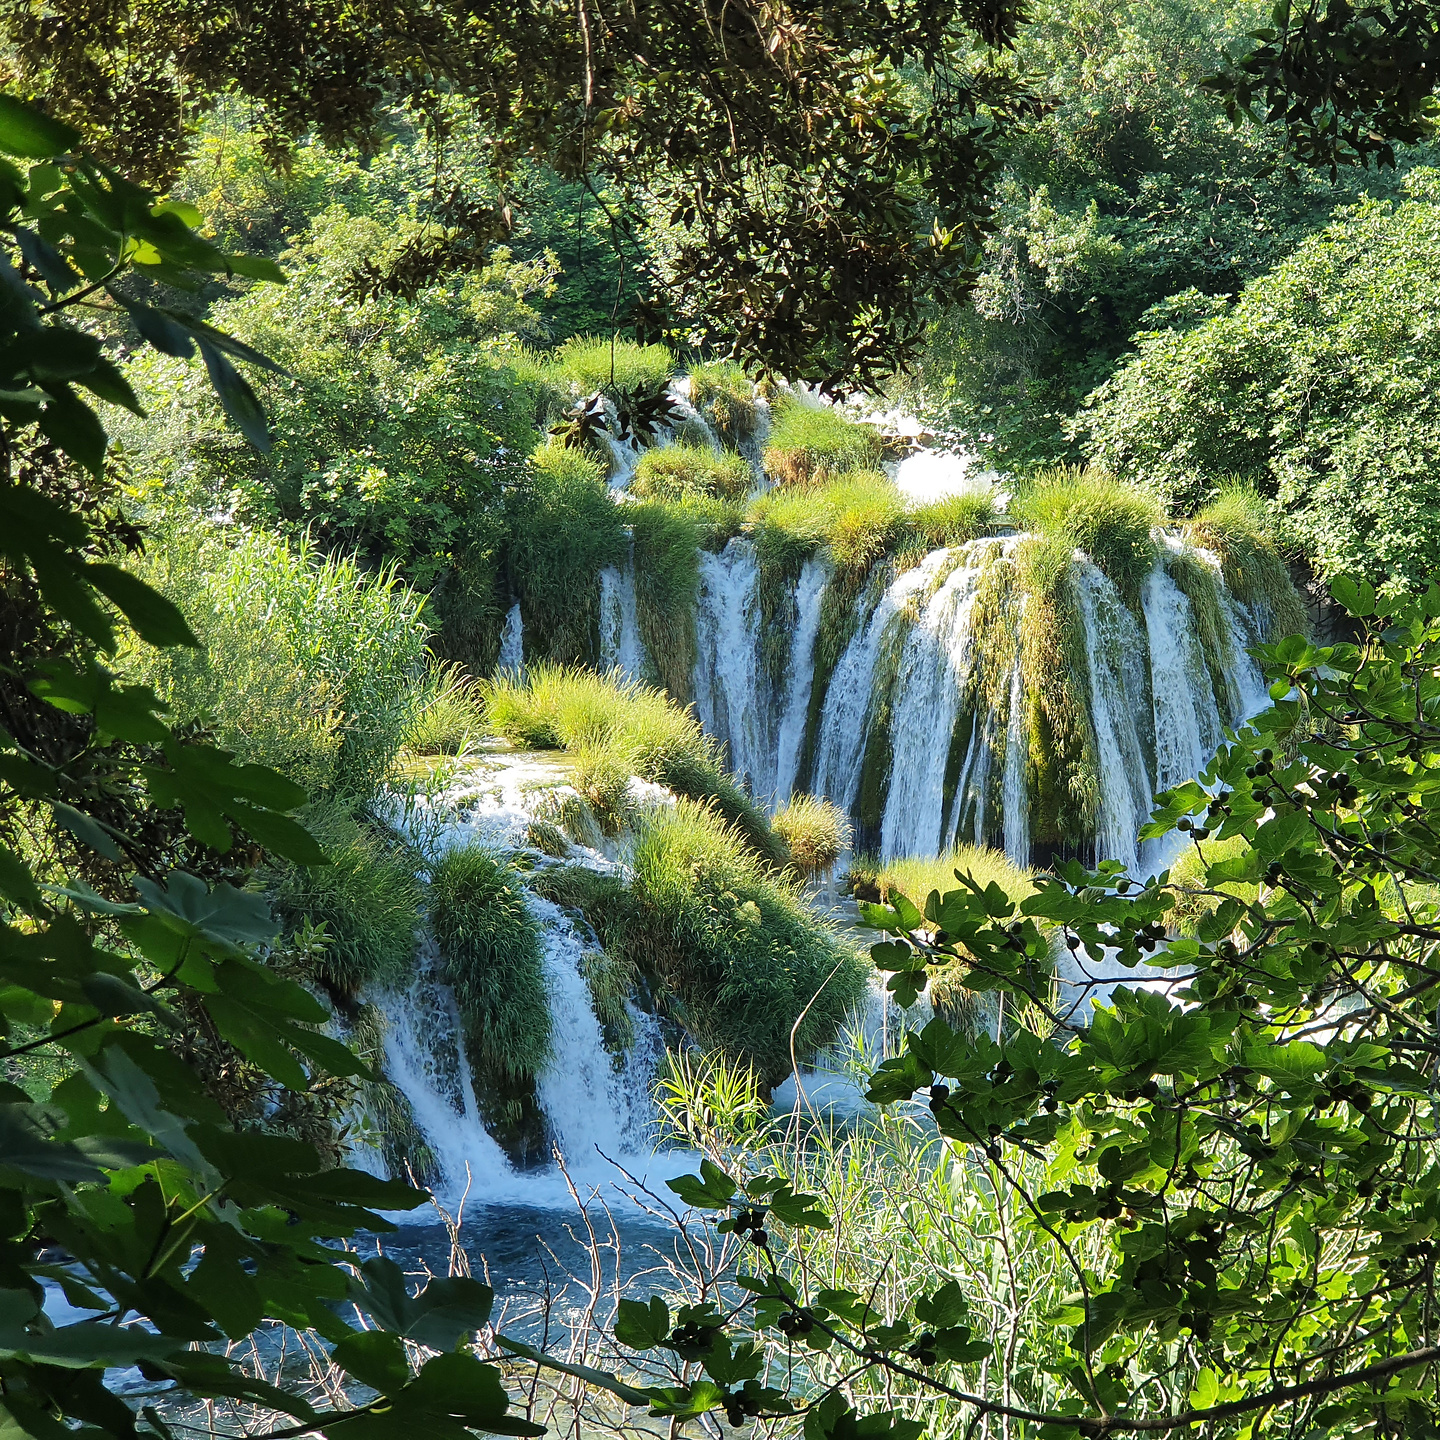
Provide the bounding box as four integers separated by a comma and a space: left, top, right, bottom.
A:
772, 555, 830, 805
1001, 646, 1030, 865
598, 560, 646, 680
498, 602, 524, 673
1143, 562, 1223, 794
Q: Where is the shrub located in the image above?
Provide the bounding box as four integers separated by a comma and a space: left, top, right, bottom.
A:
1009, 467, 1161, 605
507, 442, 626, 662
269, 804, 422, 997
483, 665, 786, 863
763, 402, 882, 486
124, 525, 428, 798
428, 845, 552, 1086
403, 661, 486, 754
689, 361, 760, 445
631, 444, 753, 503
551, 335, 676, 396
773, 794, 852, 878
625, 801, 866, 1085
1184, 485, 1307, 639
910, 490, 999, 550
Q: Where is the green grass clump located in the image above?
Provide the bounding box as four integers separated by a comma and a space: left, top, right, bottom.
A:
861, 845, 1036, 1026
772, 794, 852, 879
551, 335, 676, 396
625, 801, 865, 1085
748, 472, 909, 577
484, 664, 787, 863
124, 525, 428, 799
631, 444, 753, 503
1009, 467, 1162, 607
763, 402, 882, 487
1184, 485, 1307, 640
508, 442, 627, 663
269, 804, 421, 997
570, 741, 634, 835
403, 662, 486, 755
428, 845, 552, 1086
689, 361, 759, 445
629, 500, 703, 699
910, 490, 999, 550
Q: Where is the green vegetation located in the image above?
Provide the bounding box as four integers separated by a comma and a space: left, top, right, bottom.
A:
124, 525, 428, 798
1183, 486, 1308, 638
429, 845, 552, 1087
629, 500, 704, 699
762, 401, 882, 487
1009, 467, 1161, 606
909, 490, 999, 551
508, 443, 627, 663
689, 362, 760, 445
631, 444, 752, 502
749, 471, 908, 576
1080, 178, 1440, 591
403, 661, 487, 755
484, 665, 785, 864
772, 794, 852, 879
552, 335, 676, 397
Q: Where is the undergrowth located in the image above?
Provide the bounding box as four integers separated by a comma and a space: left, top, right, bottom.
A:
763, 401, 881, 486
403, 661, 486, 755
551, 335, 675, 396
631, 444, 752, 503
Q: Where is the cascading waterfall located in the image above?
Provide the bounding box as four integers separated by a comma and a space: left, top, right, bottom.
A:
598, 557, 645, 680
498, 602, 525, 673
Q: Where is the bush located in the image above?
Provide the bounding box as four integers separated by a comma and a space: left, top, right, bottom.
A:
483, 665, 786, 864
1077, 179, 1440, 591
428, 845, 551, 1086
626, 801, 865, 1085
507, 442, 627, 662
551, 335, 676, 396
748, 472, 909, 577
269, 804, 422, 997
689, 361, 760, 445
402, 661, 486, 754
124, 525, 428, 798
763, 402, 883, 486
1008, 467, 1161, 604
773, 794, 852, 879
631, 444, 753, 503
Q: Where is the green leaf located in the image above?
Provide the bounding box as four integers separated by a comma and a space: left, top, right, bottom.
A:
0, 95, 81, 157
197, 339, 270, 451
496, 1335, 654, 1406
615, 1296, 670, 1350
83, 564, 198, 648
36, 385, 107, 476
665, 1158, 737, 1208
333, 1331, 410, 1393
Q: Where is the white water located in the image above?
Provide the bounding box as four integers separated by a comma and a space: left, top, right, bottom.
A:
598, 559, 646, 680
498, 602, 524, 673
772, 555, 830, 805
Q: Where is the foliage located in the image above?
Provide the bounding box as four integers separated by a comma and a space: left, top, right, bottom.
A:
629, 500, 703, 699
1079, 178, 1440, 590
762, 403, 883, 487
123, 524, 428, 796
483, 665, 785, 863
507, 443, 627, 663
0, 100, 534, 1440
748, 472, 909, 578
122, 208, 549, 588
402, 661, 487, 756
771, 794, 852, 879
908, 490, 999, 551
572, 574, 1440, 1440
268, 804, 422, 996
631, 444, 752, 503
428, 845, 552, 1087
1009, 467, 1161, 606
551, 335, 676, 397
688, 362, 760, 445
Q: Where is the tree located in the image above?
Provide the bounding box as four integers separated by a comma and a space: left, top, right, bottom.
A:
565, 573, 1440, 1438
1, 0, 1043, 391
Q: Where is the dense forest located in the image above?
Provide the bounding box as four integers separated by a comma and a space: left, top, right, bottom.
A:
5, 1, 1440, 1438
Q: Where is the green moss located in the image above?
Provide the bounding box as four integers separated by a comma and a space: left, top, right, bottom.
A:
629, 500, 701, 701
1009, 467, 1162, 608
854, 611, 911, 847
763, 402, 882, 487
1184, 485, 1307, 641
689, 361, 760, 446
508, 442, 627, 663
631, 444, 752, 503
429, 846, 552, 1105
551, 335, 676, 396
269, 804, 421, 997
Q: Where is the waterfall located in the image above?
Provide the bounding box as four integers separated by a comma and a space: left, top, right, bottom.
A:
772, 556, 830, 805
498, 602, 524, 673
1001, 644, 1030, 866
599, 560, 646, 680
1143, 562, 1223, 794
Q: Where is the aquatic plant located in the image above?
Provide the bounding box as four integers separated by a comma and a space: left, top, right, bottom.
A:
909, 489, 999, 550
551, 335, 676, 396
428, 845, 552, 1086
1184, 484, 1307, 639
772, 794, 852, 879
689, 361, 760, 446
629, 500, 702, 699
631, 444, 752, 503
763, 400, 882, 486
748, 471, 908, 577
402, 661, 486, 755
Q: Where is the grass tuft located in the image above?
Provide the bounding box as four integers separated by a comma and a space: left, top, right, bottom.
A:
747, 472, 908, 578
910, 490, 999, 550
763, 402, 882, 487
551, 335, 676, 396
689, 361, 760, 446
772, 794, 852, 879
403, 661, 486, 755
631, 444, 752, 503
